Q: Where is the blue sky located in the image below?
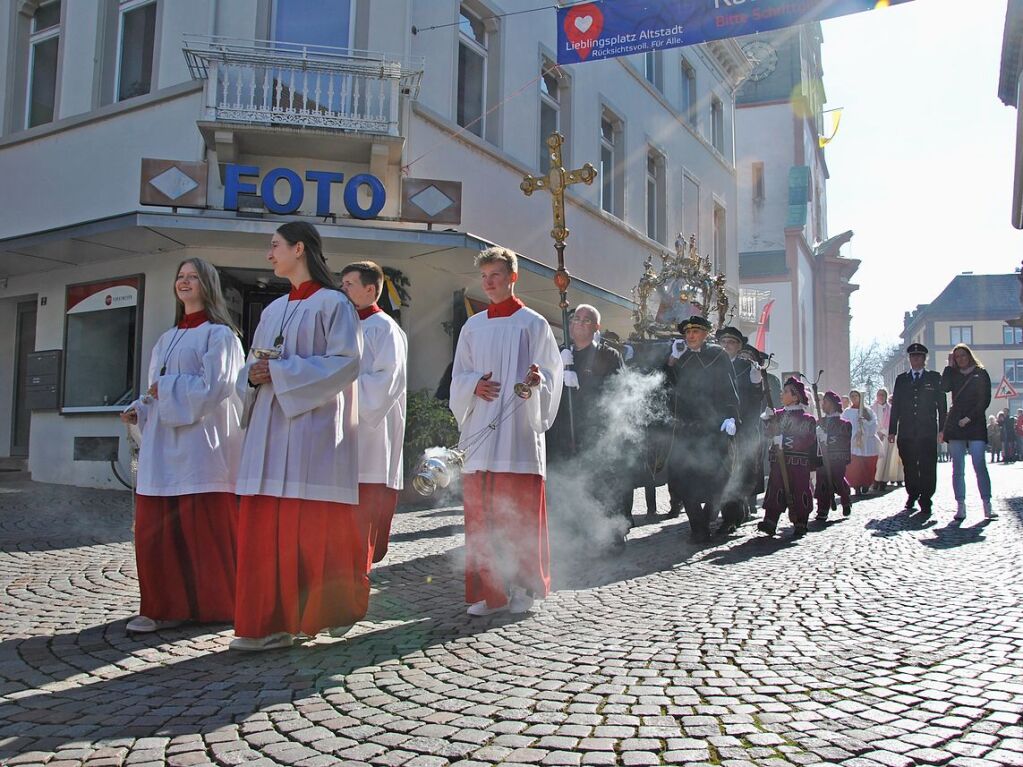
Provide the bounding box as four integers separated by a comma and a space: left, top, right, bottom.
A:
821, 0, 1021, 348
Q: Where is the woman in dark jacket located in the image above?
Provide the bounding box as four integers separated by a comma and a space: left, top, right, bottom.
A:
942, 343, 992, 521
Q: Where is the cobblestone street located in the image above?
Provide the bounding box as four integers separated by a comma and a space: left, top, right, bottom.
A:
1, 463, 1021, 767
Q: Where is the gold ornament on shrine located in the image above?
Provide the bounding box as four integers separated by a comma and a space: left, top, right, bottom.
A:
630, 233, 732, 340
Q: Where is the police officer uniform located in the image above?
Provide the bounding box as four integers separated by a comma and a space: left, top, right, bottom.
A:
888, 342, 947, 514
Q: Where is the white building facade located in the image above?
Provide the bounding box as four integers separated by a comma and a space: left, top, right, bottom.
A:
733, 23, 858, 394
0, 0, 748, 487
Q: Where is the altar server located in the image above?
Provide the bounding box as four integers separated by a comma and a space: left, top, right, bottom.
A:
449, 247, 563, 616
231, 222, 363, 651
121, 257, 245, 633
341, 261, 407, 567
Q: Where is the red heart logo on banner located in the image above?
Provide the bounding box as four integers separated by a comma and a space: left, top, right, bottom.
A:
564, 3, 604, 60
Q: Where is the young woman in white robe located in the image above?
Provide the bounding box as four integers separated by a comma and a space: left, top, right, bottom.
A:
872, 388, 904, 486
120, 258, 245, 633
340, 261, 407, 569
231, 222, 364, 652
844, 390, 880, 495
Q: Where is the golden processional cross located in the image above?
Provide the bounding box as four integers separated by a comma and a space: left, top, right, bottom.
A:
520, 131, 597, 452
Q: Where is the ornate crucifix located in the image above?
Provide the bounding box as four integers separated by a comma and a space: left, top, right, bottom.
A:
520, 131, 597, 452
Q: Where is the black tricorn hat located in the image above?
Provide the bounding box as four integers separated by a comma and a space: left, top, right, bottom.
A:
907, 342, 928, 355
678, 315, 712, 334
716, 326, 746, 344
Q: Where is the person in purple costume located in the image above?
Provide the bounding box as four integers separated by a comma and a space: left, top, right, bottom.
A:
814, 390, 852, 520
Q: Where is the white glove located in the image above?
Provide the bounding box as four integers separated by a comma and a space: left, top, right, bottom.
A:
772, 435, 783, 447
670, 339, 686, 359
563, 370, 579, 389
750, 366, 763, 385
560, 348, 574, 366
623, 344, 635, 362
720, 418, 736, 436
760, 407, 775, 422
816, 426, 827, 444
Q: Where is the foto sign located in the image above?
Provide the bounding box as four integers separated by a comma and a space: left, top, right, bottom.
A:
224, 164, 387, 219
557, 0, 914, 65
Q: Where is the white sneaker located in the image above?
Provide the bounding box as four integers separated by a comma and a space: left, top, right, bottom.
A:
327, 624, 354, 638
466, 600, 508, 617
228, 632, 294, 652
953, 501, 967, 521
983, 499, 995, 518
126, 616, 183, 633
508, 589, 535, 615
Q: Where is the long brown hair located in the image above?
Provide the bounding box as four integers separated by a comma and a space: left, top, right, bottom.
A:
173, 257, 240, 335
951, 342, 984, 370
276, 221, 339, 290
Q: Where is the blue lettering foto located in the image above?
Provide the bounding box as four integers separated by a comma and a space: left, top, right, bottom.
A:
305, 170, 345, 217
224, 164, 258, 210
261, 168, 303, 215
343, 173, 386, 220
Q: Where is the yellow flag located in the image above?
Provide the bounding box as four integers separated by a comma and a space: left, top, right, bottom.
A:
384, 276, 401, 308
464, 295, 475, 317
819, 108, 843, 148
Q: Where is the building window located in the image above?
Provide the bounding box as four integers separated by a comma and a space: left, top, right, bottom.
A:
646, 152, 665, 244
272, 0, 352, 48
680, 57, 696, 126
116, 0, 157, 101
599, 111, 623, 218
950, 326, 973, 345
710, 96, 724, 154
682, 173, 700, 246
752, 162, 765, 203
539, 66, 560, 174
1004, 325, 1023, 345
713, 203, 726, 273
26, 1, 61, 128
63, 276, 144, 411
457, 6, 487, 138
1004, 359, 1023, 384
643, 51, 662, 91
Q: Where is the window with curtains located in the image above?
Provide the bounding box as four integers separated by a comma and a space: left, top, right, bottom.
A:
116, 0, 157, 101
26, 1, 61, 128
457, 6, 487, 138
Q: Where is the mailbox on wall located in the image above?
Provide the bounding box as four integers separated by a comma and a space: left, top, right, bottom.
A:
25, 350, 62, 410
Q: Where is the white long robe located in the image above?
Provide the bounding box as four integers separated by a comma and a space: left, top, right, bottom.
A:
845, 406, 880, 458
133, 322, 245, 496
236, 289, 363, 504
449, 306, 563, 476
357, 311, 407, 490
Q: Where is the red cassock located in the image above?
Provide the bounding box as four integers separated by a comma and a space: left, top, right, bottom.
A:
134, 493, 238, 622
462, 472, 550, 608
234, 496, 369, 637
354, 483, 399, 567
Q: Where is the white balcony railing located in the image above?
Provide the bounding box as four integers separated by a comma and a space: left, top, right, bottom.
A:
739, 287, 771, 323
183, 36, 423, 136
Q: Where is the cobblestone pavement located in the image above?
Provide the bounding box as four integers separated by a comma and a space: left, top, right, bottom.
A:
1, 463, 1022, 767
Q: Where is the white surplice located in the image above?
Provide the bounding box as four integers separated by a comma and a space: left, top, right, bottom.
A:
236, 289, 363, 504
357, 310, 407, 490
844, 406, 881, 458
449, 306, 563, 476
133, 322, 245, 496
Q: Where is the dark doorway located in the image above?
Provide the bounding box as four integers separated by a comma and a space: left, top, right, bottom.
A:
12, 300, 37, 456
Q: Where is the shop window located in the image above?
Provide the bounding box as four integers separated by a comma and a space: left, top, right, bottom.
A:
63, 276, 143, 411
26, 1, 61, 128
116, 0, 157, 101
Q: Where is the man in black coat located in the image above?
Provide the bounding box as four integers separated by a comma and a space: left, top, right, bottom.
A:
888, 342, 947, 516
716, 327, 765, 536
666, 315, 740, 543
546, 304, 630, 550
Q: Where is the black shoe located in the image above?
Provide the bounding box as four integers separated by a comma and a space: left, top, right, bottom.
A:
816, 508, 829, 521
791, 524, 807, 539
715, 523, 738, 537
919, 503, 932, 518
903, 497, 917, 512
666, 506, 680, 519
757, 520, 776, 537
842, 503, 852, 517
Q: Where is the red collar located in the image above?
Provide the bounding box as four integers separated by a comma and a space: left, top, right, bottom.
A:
178, 310, 208, 329
288, 280, 322, 301
357, 303, 382, 320
487, 295, 524, 318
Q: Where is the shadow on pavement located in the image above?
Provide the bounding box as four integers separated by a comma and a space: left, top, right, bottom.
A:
919, 518, 991, 550
0, 482, 133, 552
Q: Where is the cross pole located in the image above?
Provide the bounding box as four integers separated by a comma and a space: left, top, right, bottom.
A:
520, 131, 597, 454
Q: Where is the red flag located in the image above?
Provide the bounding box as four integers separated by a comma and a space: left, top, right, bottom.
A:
754, 299, 775, 352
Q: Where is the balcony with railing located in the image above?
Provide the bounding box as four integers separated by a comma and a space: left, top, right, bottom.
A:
182, 36, 424, 164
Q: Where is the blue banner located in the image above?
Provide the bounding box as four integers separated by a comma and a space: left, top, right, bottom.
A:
556, 0, 914, 65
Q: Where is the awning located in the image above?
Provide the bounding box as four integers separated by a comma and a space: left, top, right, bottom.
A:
0, 210, 635, 334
